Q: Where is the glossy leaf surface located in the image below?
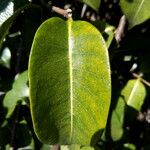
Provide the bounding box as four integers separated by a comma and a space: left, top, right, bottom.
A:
29, 17, 111, 145
120, 0, 150, 28
79, 0, 101, 12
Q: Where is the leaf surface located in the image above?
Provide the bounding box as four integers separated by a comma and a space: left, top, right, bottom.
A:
122, 79, 146, 111
29, 17, 111, 145
111, 79, 146, 141
120, 0, 150, 28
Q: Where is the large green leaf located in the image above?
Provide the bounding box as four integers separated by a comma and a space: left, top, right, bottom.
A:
120, 0, 150, 28
29, 17, 111, 145
79, 0, 101, 12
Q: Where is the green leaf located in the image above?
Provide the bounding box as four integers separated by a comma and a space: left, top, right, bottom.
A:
3, 70, 28, 117
122, 79, 146, 111
120, 0, 150, 28
110, 79, 146, 141
124, 143, 136, 150
111, 97, 125, 141
79, 0, 101, 12
29, 17, 111, 145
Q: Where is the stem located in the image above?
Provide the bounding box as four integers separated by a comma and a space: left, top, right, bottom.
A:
132, 73, 150, 87
115, 15, 127, 43
81, 4, 87, 18
52, 6, 72, 18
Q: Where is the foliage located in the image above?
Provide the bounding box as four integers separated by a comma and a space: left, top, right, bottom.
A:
0, 0, 150, 150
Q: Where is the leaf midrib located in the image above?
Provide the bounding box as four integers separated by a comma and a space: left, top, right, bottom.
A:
68, 18, 73, 141
133, 0, 145, 22
127, 79, 139, 105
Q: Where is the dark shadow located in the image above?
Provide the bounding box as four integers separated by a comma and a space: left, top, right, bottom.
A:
90, 129, 104, 149
0, 94, 7, 124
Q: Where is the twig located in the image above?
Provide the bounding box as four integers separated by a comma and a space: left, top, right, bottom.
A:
10, 103, 21, 150
40, 0, 72, 18
132, 73, 150, 87
81, 4, 87, 18
115, 15, 127, 43
52, 6, 72, 18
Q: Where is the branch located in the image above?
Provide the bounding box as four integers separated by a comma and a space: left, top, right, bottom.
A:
115, 15, 127, 43
132, 73, 150, 87
52, 6, 72, 18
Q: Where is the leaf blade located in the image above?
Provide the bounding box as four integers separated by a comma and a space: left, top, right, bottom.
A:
29, 17, 111, 145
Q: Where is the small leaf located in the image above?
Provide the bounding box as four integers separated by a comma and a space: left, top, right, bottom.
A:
111, 98, 125, 141
124, 143, 136, 150
120, 0, 150, 28
122, 79, 146, 111
110, 79, 146, 141
79, 0, 101, 12
29, 17, 111, 145
3, 70, 28, 117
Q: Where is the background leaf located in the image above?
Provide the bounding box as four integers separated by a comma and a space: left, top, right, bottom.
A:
3, 70, 28, 117
29, 17, 111, 145
120, 0, 150, 28
122, 79, 146, 111
110, 79, 146, 141
79, 0, 101, 12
